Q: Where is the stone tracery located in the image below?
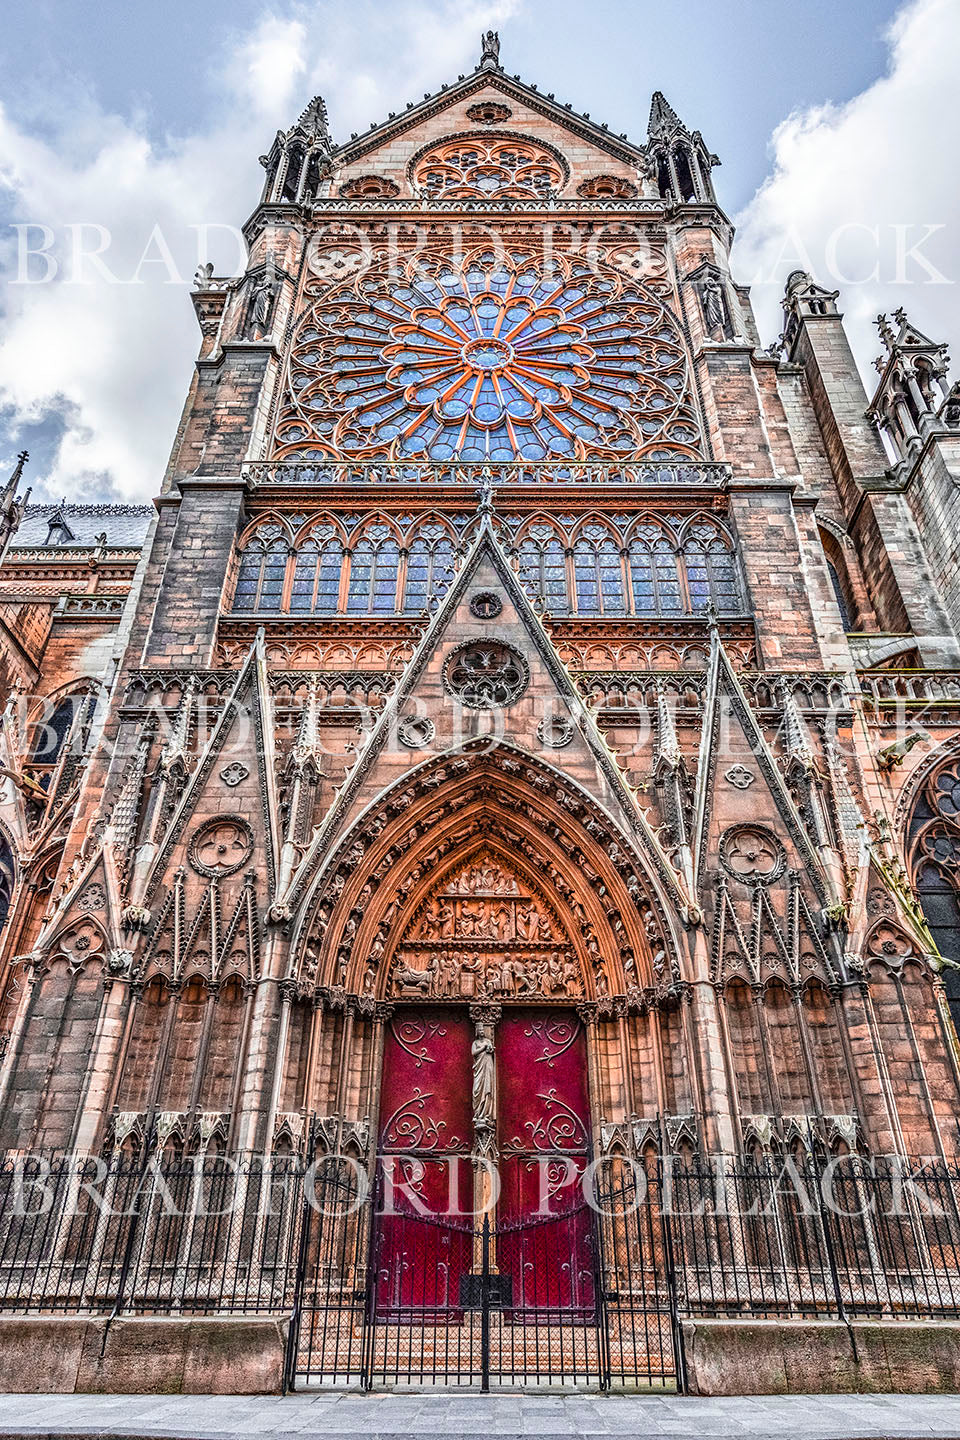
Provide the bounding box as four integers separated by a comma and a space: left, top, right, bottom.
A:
908, 754, 960, 1037
274, 248, 703, 463
293, 742, 678, 1008
228, 508, 742, 619
412, 135, 566, 199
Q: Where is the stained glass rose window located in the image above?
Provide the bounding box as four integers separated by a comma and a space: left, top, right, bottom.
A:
275, 249, 703, 463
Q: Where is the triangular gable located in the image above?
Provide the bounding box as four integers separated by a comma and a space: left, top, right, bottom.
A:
141, 633, 281, 907
333, 69, 644, 173
693, 626, 831, 906
285, 519, 686, 917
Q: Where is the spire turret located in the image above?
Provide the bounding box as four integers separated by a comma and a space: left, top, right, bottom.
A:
868, 306, 955, 464
646, 91, 719, 204
260, 93, 335, 205
0, 451, 29, 557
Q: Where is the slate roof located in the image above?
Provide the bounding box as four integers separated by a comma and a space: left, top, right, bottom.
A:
13, 504, 153, 550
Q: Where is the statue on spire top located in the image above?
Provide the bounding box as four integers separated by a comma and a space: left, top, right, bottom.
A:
480, 30, 501, 69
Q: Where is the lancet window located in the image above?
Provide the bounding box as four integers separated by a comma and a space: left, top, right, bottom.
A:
229, 512, 744, 620
230, 515, 462, 616
909, 760, 960, 1038
232, 525, 290, 613
511, 515, 743, 617
346, 526, 401, 614
573, 525, 626, 615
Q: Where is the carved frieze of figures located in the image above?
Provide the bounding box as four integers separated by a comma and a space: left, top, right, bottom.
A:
392, 945, 582, 1001
389, 851, 584, 1000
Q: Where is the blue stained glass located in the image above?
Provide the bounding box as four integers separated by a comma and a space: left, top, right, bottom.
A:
285, 254, 707, 462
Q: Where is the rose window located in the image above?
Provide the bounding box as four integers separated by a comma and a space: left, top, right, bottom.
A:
275, 250, 703, 463
413, 137, 564, 199
443, 641, 529, 709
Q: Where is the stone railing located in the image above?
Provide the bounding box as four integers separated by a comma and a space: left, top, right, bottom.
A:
243, 458, 729, 488
859, 669, 960, 705
122, 667, 397, 711
575, 670, 851, 713
122, 666, 854, 718
59, 594, 126, 618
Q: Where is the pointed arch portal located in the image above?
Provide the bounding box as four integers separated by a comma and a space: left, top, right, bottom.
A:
287, 741, 684, 1384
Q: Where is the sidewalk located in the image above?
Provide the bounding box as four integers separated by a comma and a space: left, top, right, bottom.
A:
0, 1392, 957, 1440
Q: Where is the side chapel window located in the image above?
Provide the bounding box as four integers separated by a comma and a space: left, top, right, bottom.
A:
233, 525, 289, 612
910, 761, 960, 1038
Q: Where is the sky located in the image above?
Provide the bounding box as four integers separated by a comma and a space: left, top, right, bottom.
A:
0, 0, 955, 502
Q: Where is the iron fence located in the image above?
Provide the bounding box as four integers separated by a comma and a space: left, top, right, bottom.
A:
667, 1154, 960, 1321
0, 1154, 303, 1316
1, 1150, 960, 1387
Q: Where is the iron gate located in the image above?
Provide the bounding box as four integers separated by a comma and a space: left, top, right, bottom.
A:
288, 1158, 681, 1390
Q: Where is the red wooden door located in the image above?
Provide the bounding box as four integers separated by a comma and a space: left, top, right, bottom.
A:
496, 1009, 595, 1316
376, 1009, 473, 1316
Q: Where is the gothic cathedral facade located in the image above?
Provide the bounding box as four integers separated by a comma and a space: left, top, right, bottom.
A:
2, 36, 960, 1184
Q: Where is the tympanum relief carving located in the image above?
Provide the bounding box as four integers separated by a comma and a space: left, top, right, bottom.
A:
389, 852, 582, 1001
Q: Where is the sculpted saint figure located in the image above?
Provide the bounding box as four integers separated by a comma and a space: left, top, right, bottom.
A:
472, 1025, 495, 1130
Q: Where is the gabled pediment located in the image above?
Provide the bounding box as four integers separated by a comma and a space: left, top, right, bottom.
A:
331, 70, 646, 198
283, 520, 688, 927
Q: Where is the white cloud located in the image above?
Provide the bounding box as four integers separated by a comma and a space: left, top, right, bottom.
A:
0, 0, 520, 501
11, 0, 950, 504
733, 0, 960, 388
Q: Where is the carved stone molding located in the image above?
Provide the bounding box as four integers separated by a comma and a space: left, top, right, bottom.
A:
719, 824, 787, 886
188, 816, 254, 877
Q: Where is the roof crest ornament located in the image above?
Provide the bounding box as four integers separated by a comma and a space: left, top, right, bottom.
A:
479, 30, 501, 71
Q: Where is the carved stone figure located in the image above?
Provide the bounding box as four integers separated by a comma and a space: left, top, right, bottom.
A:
472, 1024, 495, 1133
247, 275, 277, 337
394, 955, 437, 995
479, 30, 500, 68
700, 274, 730, 338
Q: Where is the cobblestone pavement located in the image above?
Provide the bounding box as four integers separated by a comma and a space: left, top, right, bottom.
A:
0, 1392, 957, 1440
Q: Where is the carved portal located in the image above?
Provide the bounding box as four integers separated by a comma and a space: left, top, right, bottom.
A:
389, 850, 582, 1000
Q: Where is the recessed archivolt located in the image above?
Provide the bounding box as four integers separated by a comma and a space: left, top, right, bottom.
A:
894, 732, 960, 834
291, 741, 682, 1005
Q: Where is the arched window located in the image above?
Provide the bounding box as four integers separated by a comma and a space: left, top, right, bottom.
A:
682, 522, 742, 614
517, 526, 568, 610
346, 527, 400, 613
0, 837, 14, 934
290, 535, 343, 614
573, 526, 625, 615
819, 528, 858, 631
403, 527, 456, 611
233, 528, 289, 612
916, 865, 960, 1037
909, 761, 960, 1039
30, 698, 78, 765
412, 137, 565, 200
29, 693, 94, 789
628, 524, 683, 615
826, 560, 852, 631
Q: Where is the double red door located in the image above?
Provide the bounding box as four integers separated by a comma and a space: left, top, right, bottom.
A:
375, 1007, 594, 1317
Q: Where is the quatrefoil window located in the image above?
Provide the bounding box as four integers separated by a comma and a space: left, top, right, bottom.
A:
189, 817, 254, 877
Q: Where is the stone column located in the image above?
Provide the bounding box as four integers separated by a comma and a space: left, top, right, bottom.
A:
469, 1001, 500, 1258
